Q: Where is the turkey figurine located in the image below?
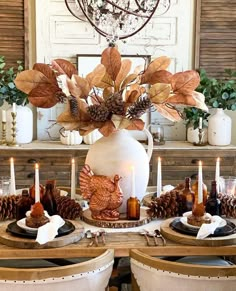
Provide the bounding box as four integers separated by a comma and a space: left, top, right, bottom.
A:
79, 164, 123, 221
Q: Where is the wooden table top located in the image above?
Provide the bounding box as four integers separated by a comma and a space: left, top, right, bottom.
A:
0, 217, 235, 259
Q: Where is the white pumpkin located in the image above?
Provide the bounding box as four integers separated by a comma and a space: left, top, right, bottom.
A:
83, 129, 103, 145
60, 130, 83, 145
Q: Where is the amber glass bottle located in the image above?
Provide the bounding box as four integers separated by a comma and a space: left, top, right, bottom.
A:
41, 182, 57, 216
182, 177, 195, 212
205, 181, 221, 216
192, 179, 208, 206
127, 197, 140, 220
16, 190, 34, 220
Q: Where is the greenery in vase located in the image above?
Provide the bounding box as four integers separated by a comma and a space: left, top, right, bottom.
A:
184, 107, 210, 130
0, 56, 28, 107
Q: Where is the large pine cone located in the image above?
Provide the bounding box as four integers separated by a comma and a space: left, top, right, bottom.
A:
218, 193, 236, 218
55, 196, 83, 220
87, 104, 110, 121
0, 195, 20, 220
127, 96, 151, 119
105, 92, 125, 115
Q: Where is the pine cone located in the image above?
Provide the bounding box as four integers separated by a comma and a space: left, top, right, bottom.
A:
0, 195, 20, 220
147, 190, 185, 219
218, 193, 236, 218
69, 96, 79, 117
55, 196, 83, 220
87, 104, 110, 121
105, 92, 125, 115
127, 96, 151, 119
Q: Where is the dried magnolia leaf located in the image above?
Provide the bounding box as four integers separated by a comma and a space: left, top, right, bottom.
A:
77, 99, 91, 121
96, 72, 114, 88
149, 83, 171, 103
99, 120, 116, 137
141, 56, 171, 84
73, 75, 90, 98
115, 59, 132, 91
171, 70, 200, 94
121, 73, 138, 90
125, 84, 145, 103
153, 103, 182, 122
86, 64, 106, 88
192, 91, 209, 112
103, 87, 113, 100
101, 47, 121, 81
52, 59, 77, 78
146, 70, 172, 85
14, 70, 50, 94
126, 119, 145, 131
28, 84, 61, 108
165, 93, 197, 106
33, 63, 58, 85
67, 78, 82, 98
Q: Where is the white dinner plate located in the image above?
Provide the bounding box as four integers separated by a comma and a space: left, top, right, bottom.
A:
17, 218, 39, 233
180, 213, 226, 230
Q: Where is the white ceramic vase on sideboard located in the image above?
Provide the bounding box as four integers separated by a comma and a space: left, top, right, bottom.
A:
6, 105, 33, 144
208, 108, 232, 146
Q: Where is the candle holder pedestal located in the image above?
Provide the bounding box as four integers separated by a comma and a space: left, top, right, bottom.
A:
0, 121, 7, 145
7, 112, 19, 147
193, 128, 207, 146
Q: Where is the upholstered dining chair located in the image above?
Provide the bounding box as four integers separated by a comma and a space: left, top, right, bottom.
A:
0, 249, 114, 291
130, 249, 236, 291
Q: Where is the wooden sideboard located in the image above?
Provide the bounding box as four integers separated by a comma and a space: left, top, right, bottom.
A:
0, 141, 235, 189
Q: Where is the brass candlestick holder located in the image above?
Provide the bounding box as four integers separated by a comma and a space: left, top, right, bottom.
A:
7, 112, 19, 147
0, 121, 7, 145
193, 128, 207, 146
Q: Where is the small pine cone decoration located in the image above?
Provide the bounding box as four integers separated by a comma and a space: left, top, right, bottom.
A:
105, 92, 125, 115
0, 195, 20, 220
127, 96, 151, 119
87, 104, 110, 121
69, 96, 79, 117
147, 190, 185, 219
218, 193, 236, 218
55, 196, 83, 220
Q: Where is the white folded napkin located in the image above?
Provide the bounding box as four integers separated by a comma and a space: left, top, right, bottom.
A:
196, 216, 225, 239
36, 215, 65, 245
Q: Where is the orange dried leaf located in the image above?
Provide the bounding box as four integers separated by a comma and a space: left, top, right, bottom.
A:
101, 47, 121, 81
165, 93, 197, 106
171, 70, 200, 94
77, 99, 91, 121
192, 91, 209, 112
14, 70, 50, 94
28, 84, 60, 108
146, 70, 172, 85
99, 120, 116, 137
96, 72, 114, 88
103, 87, 113, 100
33, 63, 58, 85
86, 64, 106, 88
115, 59, 132, 91
126, 119, 145, 131
153, 104, 182, 122
149, 83, 171, 103
67, 78, 82, 98
73, 75, 90, 98
121, 73, 138, 90
52, 59, 77, 78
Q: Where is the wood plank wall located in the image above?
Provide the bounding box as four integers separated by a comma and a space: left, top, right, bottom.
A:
195, 0, 236, 78
0, 0, 28, 69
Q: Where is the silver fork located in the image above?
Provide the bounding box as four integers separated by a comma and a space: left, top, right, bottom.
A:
154, 229, 166, 246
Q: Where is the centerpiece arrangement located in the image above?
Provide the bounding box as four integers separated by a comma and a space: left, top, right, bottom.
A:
14, 45, 208, 220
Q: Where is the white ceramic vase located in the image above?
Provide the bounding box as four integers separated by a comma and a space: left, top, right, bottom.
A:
208, 108, 232, 146
85, 129, 153, 213
6, 105, 33, 144
187, 125, 208, 144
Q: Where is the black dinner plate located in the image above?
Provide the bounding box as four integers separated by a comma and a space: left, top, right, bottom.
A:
6, 220, 75, 239
170, 218, 236, 237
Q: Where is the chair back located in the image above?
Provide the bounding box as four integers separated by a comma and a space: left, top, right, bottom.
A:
130, 249, 236, 291
0, 249, 114, 291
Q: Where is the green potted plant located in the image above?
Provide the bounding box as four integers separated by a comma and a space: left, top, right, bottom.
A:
0, 56, 33, 144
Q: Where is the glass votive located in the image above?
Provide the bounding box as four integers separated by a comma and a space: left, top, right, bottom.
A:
219, 176, 236, 196
149, 122, 165, 145
0, 176, 11, 196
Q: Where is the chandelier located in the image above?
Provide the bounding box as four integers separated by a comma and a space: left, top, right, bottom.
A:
65, 0, 170, 43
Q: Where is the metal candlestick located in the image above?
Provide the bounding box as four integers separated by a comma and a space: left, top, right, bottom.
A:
0, 121, 7, 145
7, 112, 19, 147
193, 128, 207, 146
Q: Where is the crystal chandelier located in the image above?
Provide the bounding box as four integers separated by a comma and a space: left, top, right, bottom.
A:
65, 0, 170, 43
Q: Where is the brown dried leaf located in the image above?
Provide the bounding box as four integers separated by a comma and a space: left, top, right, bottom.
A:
101, 47, 121, 81
99, 120, 116, 137
86, 64, 106, 88
192, 91, 209, 112
28, 84, 61, 108
67, 78, 82, 98
126, 119, 145, 131
33, 63, 58, 85
115, 59, 132, 91
103, 87, 113, 100
96, 72, 114, 88
52, 59, 77, 78
77, 99, 91, 121
73, 75, 90, 98
171, 70, 200, 94
125, 84, 145, 103
146, 70, 172, 85
153, 103, 182, 122
121, 73, 138, 90
141, 56, 171, 84
14, 70, 50, 94
165, 93, 197, 106
149, 83, 171, 104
